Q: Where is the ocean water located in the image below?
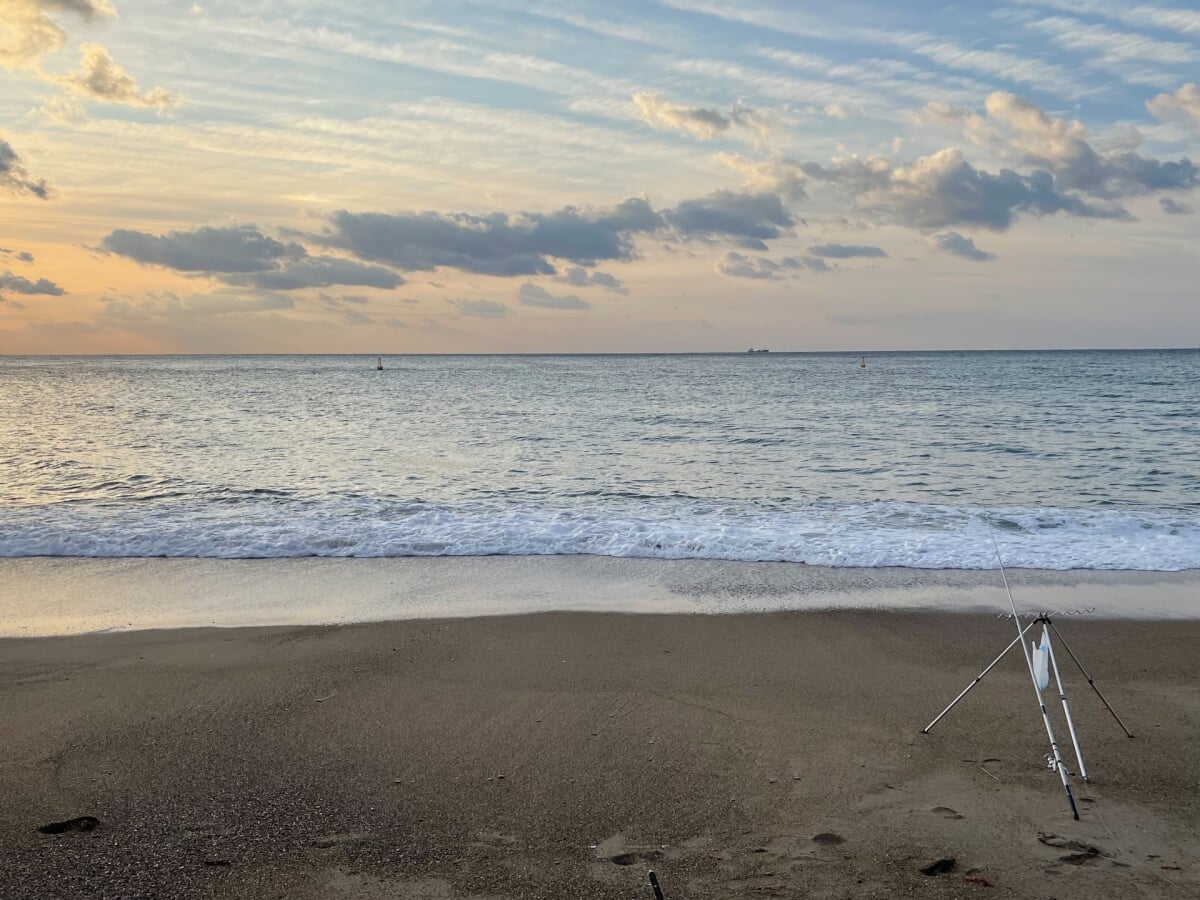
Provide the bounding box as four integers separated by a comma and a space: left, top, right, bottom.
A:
1, 351, 1197, 570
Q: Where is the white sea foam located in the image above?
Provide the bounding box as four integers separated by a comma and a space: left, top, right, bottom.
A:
1, 500, 1197, 570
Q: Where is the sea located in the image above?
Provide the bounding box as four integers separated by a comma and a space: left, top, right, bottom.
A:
1, 350, 1198, 571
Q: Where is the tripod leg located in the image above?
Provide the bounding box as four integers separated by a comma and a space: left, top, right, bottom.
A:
922, 619, 1037, 734
1046, 635, 1087, 781
1020, 629, 1080, 820
1036, 692, 1080, 819
1049, 622, 1134, 738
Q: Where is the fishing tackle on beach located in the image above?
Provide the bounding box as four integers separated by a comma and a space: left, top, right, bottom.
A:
919, 519, 1135, 819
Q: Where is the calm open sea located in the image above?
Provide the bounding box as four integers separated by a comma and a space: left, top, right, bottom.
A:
1, 351, 1197, 569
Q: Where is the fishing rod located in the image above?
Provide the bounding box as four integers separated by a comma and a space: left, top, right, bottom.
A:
987, 521, 1080, 820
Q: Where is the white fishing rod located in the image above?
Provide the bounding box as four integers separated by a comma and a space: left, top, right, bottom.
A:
987, 521, 1080, 820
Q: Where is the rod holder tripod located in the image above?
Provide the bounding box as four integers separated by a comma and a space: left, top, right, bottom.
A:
921, 612, 1132, 820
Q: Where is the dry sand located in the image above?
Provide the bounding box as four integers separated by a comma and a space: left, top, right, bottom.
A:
2, 608, 1198, 899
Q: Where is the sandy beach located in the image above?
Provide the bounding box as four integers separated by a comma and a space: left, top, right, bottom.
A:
2, 572, 1198, 899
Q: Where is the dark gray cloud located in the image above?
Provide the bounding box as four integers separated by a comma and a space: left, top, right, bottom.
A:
451, 298, 510, 318
0, 248, 36, 262
662, 191, 793, 249
229, 256, 403, 291
517, 283, 590, 310
101, 224, 404, 290
801, 148, 1128, 231
1159, 196, 1194, 214
0, 269, 65, 299
806, 243, 887, 258
714, 251, 827, 280
322, 203, 641, 276
322, 191, 793, 275
928, 230, 996, 261
1054, 150, 1198, 199
0, 138, 50, 199
556, 265, 628, 294
102, 225, 299, 272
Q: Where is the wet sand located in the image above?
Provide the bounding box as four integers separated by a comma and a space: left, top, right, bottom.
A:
4, 556, 1200, 637
2, 608, 1198, 899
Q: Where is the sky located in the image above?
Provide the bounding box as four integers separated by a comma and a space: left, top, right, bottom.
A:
1, 0, 1198, 353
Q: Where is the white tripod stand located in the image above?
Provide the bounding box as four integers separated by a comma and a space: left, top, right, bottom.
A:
921, 531, 1133, 819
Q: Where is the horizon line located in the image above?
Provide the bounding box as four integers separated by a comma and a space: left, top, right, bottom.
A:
2, 347, 1198, 358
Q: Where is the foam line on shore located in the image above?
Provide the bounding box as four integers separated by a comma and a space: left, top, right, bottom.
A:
2, 556, 1198, 637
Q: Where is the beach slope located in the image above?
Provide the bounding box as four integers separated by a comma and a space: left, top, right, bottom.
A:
1, 611, 1198, 899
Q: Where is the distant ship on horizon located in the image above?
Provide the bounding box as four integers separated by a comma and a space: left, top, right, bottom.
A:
747, 348, 770, 354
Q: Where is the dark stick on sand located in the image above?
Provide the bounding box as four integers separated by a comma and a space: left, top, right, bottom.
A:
649, 870, 666, 899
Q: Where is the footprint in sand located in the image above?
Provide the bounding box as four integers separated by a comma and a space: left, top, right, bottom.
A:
812, 833, 845, 846
931, 806, 965, 820
1037, 832, 1106, 865
312, 833, 368, 849
920, 858, 957, 876
610, 850, 663, 866
37, 816, 100, 835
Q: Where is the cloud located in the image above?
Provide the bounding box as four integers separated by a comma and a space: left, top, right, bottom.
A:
54, 43, 175, 109
2, 2, 175, 116
1147, 83, 1200, 128
806, 243, 887, 258
1159, 196, 1193, 214
0, 269, 65, 303
322, 191, 794, 275
323, 200, 657, 276
633, 92, 768, 142
1025, 15, 1200, 68
450, 298, 509, 318
95, 290, 293, 327
317, 292, 369, 307
917, 92, 1198, 204
100, 224, 404, 290
0, 0, 114, 71
715, 153, 808, 201
102, 225, 298, 272
928, 230, 996, 261
556, 265, 628, 293
714, 251, 826, 279
981, 92, 1197, 199
0, 136, 50, 198
0, 248, 35, 262
802, 147, 1129, 231
662, 190, 794, 249
715, 251, 783, 279
517, 283, 590, 310
806, 147, 1123, 229
913, 101, 998, 148
228, 256, 403, 291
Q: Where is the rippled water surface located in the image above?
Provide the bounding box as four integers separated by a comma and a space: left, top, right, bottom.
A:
1, 351, 1197, 568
